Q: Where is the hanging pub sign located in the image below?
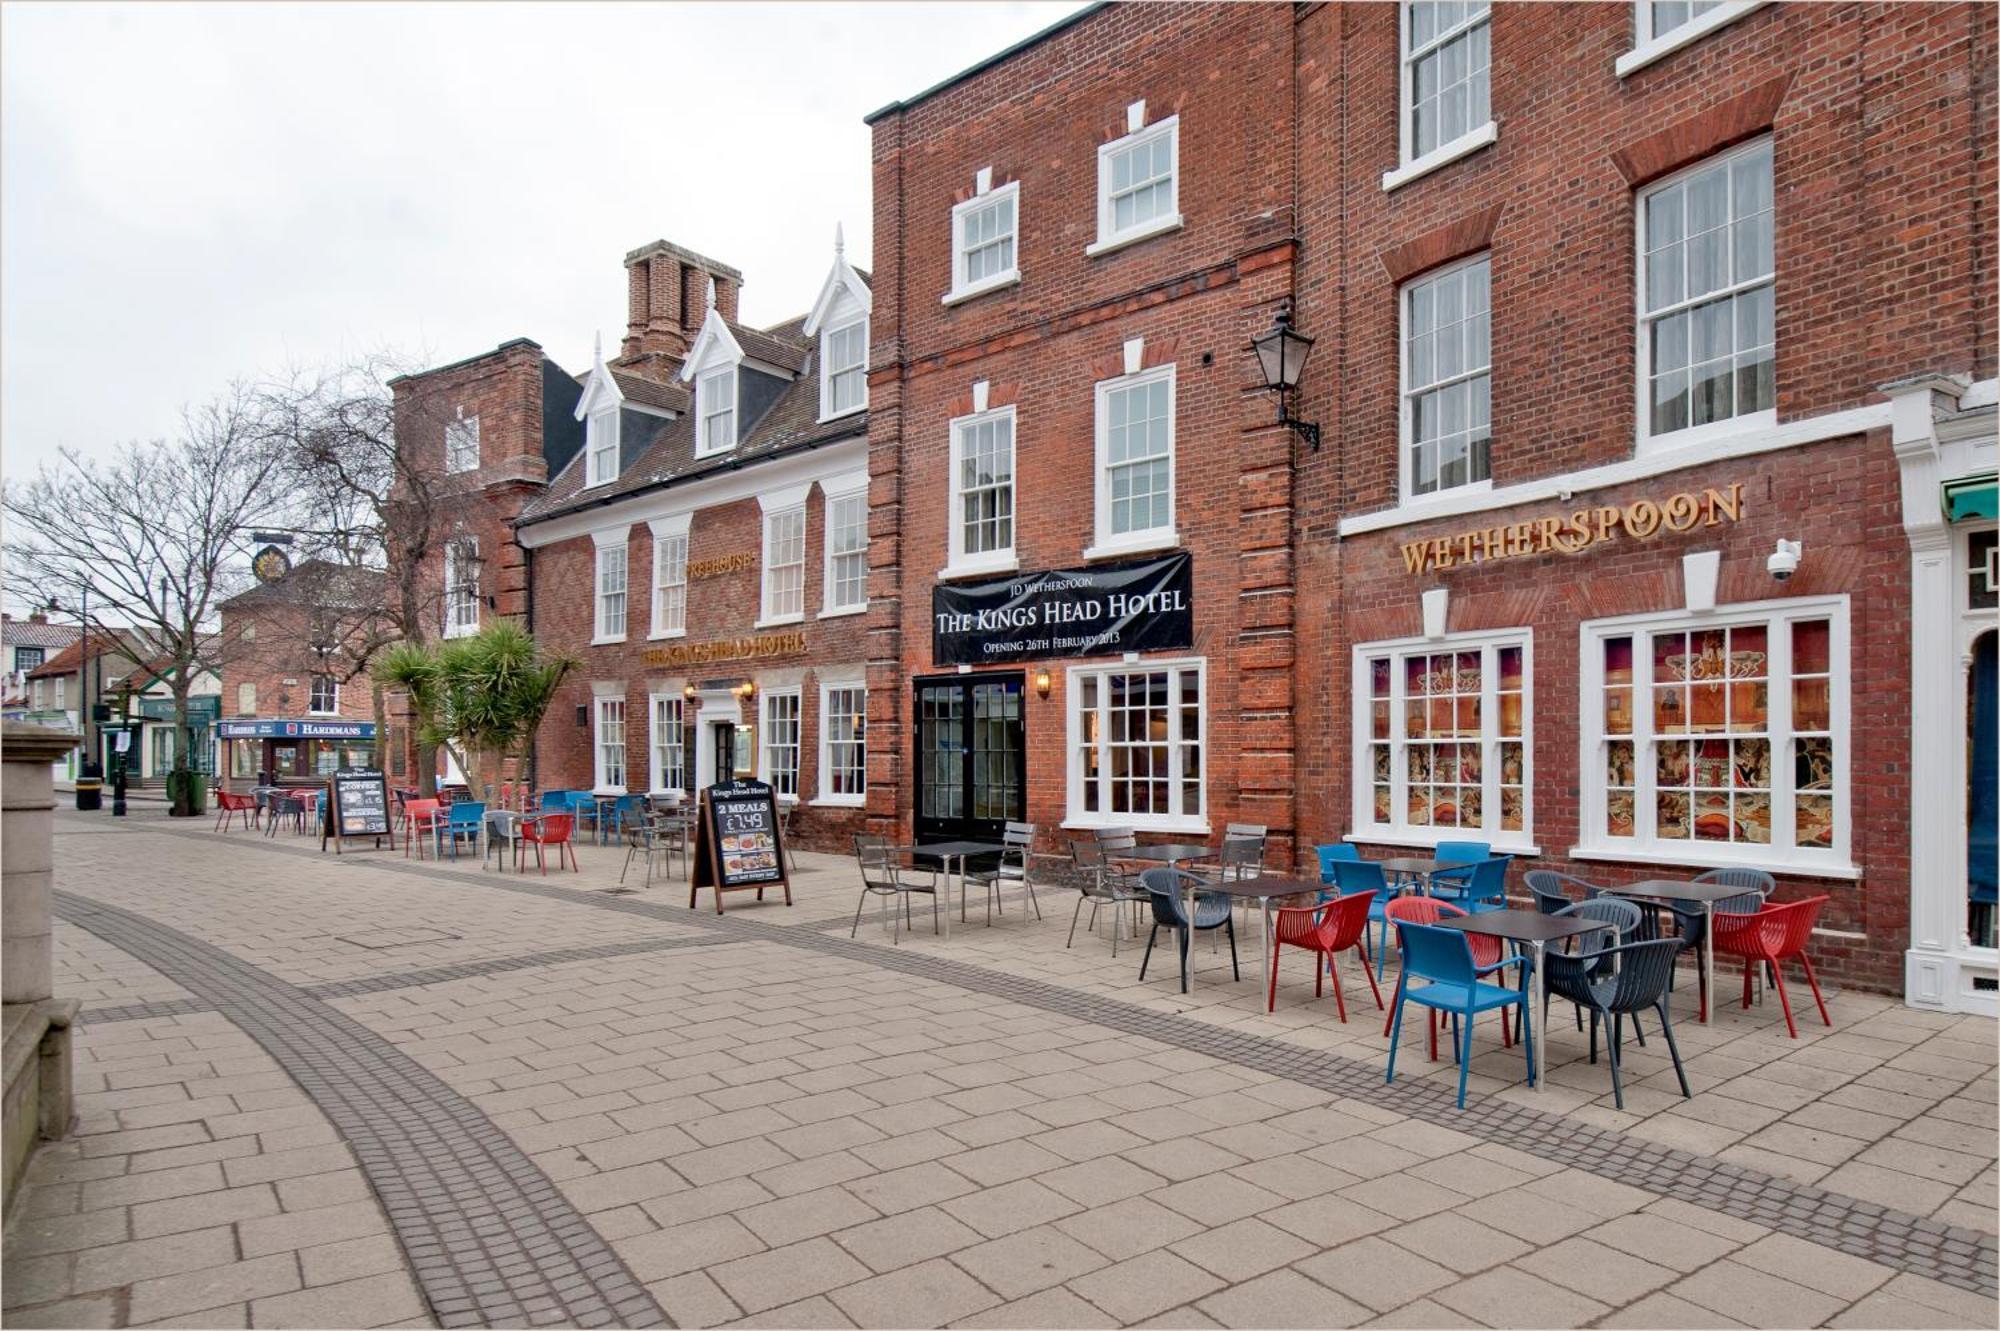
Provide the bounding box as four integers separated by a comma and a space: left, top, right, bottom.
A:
689, 778, 792, 913
932, 552, 1194, 666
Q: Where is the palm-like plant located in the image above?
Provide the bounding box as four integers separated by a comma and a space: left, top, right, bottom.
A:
377, 626, 575, 795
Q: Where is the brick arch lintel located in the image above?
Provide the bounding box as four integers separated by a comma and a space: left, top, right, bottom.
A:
1608, 72, 1795, 189
1377, 203, 1508, 285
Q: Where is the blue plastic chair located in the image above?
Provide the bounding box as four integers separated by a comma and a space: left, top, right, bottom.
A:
1314, 844, 1361, 883
1137, 868, 1238, 994
1431, 855, 1510, 913
1434, 840, 1491, 864
434, 800, 486, 861
539, 790, 571, 812
1329, 858, 1397, 981
1386, 921, 1535, 1108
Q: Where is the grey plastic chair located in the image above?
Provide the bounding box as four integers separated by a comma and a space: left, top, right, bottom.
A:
1550, 896, 1649, 1043
1137, 867, 1238, 993
852, 834, 937, 943
964, 822, 1040, 923
1668, 870, 1770, 1006
1543, 936, 1691, 1109
1524, 869, 1602, 915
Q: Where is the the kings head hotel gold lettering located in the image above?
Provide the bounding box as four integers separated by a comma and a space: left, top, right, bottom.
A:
687, 553, 754, 580
642, 631, 806, 669
1401, 483, 1743, 576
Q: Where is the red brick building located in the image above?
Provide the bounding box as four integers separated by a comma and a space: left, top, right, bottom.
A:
865, 1, 1997, 1006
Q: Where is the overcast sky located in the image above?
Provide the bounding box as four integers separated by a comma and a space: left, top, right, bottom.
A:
0, 1, 1084, 478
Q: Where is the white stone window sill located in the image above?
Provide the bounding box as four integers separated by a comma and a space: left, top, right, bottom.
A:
1085, 214, 1184, 259
811, 795, 866, 809
1345, 830, 1543, 857
1062, 817, 1211, 836
1616, 1, 1769, 78
752, 614, 804, 630
938, 555, 1018, 582
1083, 531, 1179, 562
816, 403, 868, 425
1637, 408, 1778, 460
591, 786, 627, 797
442, 625, 480, 641
647, 628, 688, 641
818, 604, 868, 620
943, 271, 1022, 307
1568, 842, 1862, 881
1381, 122, 1498, 193
590, 635, 628, 647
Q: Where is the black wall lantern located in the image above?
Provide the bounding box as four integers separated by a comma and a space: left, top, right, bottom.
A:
1249, 307, 1320, 451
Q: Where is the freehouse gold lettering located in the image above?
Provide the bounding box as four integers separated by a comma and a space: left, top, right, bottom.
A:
686, 553, 755, 580
641, 631, 807, 669
1400, 483, 1744, 576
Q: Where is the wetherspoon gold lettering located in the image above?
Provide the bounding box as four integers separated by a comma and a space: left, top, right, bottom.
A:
1400, 483, 1744, 576
641, 631, 807, 669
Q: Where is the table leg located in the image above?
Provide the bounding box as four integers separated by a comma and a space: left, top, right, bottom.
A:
1701, 902, 1714, 1024
1259, 898, 1272, 997
1530, 939, 1546, 1091
1183, 879, 1197, 995
941, 856, 954, 943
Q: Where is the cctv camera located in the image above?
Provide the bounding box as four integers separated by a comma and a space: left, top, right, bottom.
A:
1767, 539, 1802, 582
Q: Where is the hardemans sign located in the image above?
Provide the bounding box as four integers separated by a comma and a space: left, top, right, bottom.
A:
932, 553, 1193, 666
1399, 482, 1744, 575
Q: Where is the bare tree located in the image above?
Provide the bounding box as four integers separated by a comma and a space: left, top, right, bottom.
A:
3, 387, 286, 812
257, 354, 466, 796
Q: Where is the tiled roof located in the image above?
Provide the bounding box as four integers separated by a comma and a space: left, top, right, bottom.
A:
26, 630, 143, 680
733, 323, 808, 374
609, 371, 689, 415
1, 618, 82, 650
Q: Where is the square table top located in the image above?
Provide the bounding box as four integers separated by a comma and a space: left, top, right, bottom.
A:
1195, 874, 1326, 902
1601, 879, 1755, 904
1379, 857, 1446, 876
905, 840, 1007, 858
1120, 843, 1218, 863
1435, 909, 1603, 943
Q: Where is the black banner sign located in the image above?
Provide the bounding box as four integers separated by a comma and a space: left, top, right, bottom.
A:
932, 553, 1193, 666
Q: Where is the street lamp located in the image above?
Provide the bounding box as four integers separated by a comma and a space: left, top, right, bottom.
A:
44, 591, 100, 784
1249, 307, 1321, 451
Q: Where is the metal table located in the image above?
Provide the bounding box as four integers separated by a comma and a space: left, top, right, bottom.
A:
1379, 856, 1447, 894
903, 840, 1006, 941
1119, 842, 1218, 865
1435, 909, 1602, 1091
1597, 879, 1746, 1023
1185, 874, 1324, 996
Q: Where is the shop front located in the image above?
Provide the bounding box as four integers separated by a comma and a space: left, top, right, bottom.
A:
218, 718, 377, 787
138, 696, 220, 777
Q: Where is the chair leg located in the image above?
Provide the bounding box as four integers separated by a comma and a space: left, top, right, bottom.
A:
1456, 1010, 1474, 1109
1657, 999, 1691, 1099
1607, 1009, 1626, 1110
1266, 940, 1281, 1012
1140, 924, 1158, 982
1770, 960, 1800, 1038
1354, 944, 1384, 1010
1226, 917, 1239, 983
1385, 990, 1407, 1086
1329, 952, 1347, 1023
1383, 975, 1403, 1038
851, 890, 869, 938
1742, 957, 1756, 1010
1068, 897, 1086, 949
1500, 1006, 1511, 1049
1799, 955, 1832, 1027
1588, 1007, 1599, 1064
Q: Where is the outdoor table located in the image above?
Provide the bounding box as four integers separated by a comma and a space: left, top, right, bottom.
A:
591, 794, 620, 845
1192, 874, 1325, 997
1435, 908, 1601, 1092
1118, 842, 1217, 866
901, 840, 1006, 941
1378, 856, 1447, 893
1596, 879, 1746, 1023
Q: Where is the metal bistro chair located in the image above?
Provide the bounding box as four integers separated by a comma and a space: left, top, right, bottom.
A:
964, 822, 1040, 923
852, 834, 938, 942
1138, 867, 1239, 994
263, 790, 307, 838
1544, 936, 1691, 1110
1067, 838, 1148, 955
622, 810, 686, 888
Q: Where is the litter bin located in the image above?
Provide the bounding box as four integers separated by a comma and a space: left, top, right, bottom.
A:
75, 764, 104, 811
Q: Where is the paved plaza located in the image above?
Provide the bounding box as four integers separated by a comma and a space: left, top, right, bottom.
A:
4, 809, 1995, 1329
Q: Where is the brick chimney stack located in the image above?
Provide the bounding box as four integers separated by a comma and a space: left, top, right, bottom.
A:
619, 240, 745, 378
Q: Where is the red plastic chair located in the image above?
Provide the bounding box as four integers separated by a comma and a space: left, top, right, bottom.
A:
403, 799, 442, 858
1268, 890, 1384, 1020
1711, 895, 1832, 1038
213, 790, 257, 832
517, 813, 579, 875
1382, 896, 1511, 1054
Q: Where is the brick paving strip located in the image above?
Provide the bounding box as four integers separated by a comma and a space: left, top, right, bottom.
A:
81, 935, 743, 1026
52, 893, 671, 1330
68, 825, 2000, 1300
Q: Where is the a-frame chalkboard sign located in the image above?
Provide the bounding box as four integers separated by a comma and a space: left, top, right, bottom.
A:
322, 769, 395, 854
689, 778, 792, 914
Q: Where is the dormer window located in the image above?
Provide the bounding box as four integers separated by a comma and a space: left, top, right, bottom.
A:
586, 407, 620, 487
698, 366, 737, 456
822, 320, 867, 418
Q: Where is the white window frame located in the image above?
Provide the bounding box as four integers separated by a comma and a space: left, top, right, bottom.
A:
649, 514, 690, 640
1088, 115, 1182, 257
1400, 252, 1494, 503
445, 411, 480, 475
946, 181, 1022, 304
821, 474, 870, 617
759, 687, 802, 802
308, 674, 340, 717
53, 677, 65, 711
1634, 137, 1777, 455
945, 404, 1018, 579
1384, 2, 1496, 193
1089, 362, 1178, 558
757, 490, 808, 627
1065, 657, 1208, 834
816, 680, 867, 807
237, 683, 255, 715
1349, 629, 1536, 853
648, 692, 686, 796
592, 529, 630, 644
1575, 594, 1854, 876
1617, 1, 1767, 78
443, 536, 480, 639
697, 365, 738, 457
820, 317, 869, 420
593, 695, 627, 794
586, 407, 620, 487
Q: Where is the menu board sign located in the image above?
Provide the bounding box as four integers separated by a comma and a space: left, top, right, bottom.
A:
322, 768, 393, 854
690, 778, 792, 913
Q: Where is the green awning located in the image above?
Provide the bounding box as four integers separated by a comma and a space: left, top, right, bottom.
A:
1945, 473, 1998, 523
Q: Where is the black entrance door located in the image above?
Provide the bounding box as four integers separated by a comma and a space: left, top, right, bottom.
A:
913, 674, 1025, 844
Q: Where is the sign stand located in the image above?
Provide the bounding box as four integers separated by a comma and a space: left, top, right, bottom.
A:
322, 768, 395, 855
689, 779, 791, 914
